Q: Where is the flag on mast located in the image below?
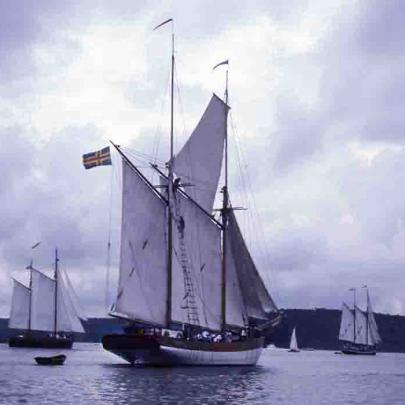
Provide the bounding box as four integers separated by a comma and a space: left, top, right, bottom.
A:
82, 147, 112, 169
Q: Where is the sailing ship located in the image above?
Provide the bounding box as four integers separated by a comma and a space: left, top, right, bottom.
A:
288, 327, 299, 352
101, 20, 281, 366
338, 286, 381, 355
8, 249, 86, 349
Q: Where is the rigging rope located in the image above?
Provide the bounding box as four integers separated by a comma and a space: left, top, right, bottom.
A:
229, 111, 281, 305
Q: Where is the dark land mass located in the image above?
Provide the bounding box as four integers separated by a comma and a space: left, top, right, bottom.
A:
271, 308, 405, 353
1, 309, 405, 352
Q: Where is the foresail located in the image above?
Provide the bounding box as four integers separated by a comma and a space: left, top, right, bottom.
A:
171, 192, 222, 330
173, 94, 228, 212
9, 280, 30, 330
227, 210, 277, 320
339, 303, 355, 342
115, 159, 167, 325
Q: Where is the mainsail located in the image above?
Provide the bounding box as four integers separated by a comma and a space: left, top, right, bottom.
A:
9, 280, 30, 330
225, 237, 247, 327
171, 192, 222, 330
227, 210, 278, 321
367, 295, 382, 344
173, 94, 228, 212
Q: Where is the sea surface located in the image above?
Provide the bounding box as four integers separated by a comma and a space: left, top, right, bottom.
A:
0, 343, 403, 404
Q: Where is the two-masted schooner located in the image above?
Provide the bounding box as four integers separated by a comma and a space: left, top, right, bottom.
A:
101, 20, 281, 366
9, 249, 86, 348
338, 286, 381, 355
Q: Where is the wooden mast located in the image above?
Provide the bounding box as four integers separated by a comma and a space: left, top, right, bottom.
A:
352, 288, 356, 344
27, 260, 33, 332
153, 18, 175, 328
221, 67, 229, 330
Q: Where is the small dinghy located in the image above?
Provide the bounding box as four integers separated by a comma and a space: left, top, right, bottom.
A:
34, 354, 66, 366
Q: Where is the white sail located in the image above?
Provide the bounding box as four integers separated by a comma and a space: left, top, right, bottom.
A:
225, 238, 248, 327
339, 303, 355, 342
115, 159, 168, 325
60, 268, 87, 321
354, 306, 368, 345
173, 94, 228, 212
289, 327, 299, 350
28, 268, 85, 333
56, 273, 85, 333
9, 280, 30, 330
367, 295, 382, 344
227, 210, 277, 320
30, 269, 56, 332
171, 192, 222, 330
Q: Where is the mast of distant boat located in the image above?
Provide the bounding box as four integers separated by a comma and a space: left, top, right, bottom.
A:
54, 248, 59, 336
27, 260, 33, 333
352, 288, 356, 345
363, 285, 369, 347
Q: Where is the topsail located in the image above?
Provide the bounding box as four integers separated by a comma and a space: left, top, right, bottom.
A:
173, 94, 228, 212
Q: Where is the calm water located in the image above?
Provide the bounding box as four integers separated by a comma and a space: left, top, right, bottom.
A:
0, 343, 403, 404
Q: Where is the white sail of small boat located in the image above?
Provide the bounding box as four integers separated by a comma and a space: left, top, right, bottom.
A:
100, 20, 281, 366
288, 327, 299, 352
338, 287, 381, 355
9, 250, 86, 348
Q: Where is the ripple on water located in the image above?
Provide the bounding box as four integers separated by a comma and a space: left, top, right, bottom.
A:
0, 344, 405, 404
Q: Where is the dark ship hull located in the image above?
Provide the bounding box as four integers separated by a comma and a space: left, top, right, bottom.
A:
102, 333, 264, 366
9, 334, 73, 349
341, 343, 376, 355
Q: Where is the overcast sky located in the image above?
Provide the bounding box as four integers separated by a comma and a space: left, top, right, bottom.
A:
1, 0, 405, 317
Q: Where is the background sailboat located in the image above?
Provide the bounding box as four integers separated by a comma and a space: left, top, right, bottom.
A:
288, 327, 300, 352
8, 249, 86, 349
338, 286, 381, 355
100, 20, 281, 366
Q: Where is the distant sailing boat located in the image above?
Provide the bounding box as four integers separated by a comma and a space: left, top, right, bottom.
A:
8, 249, 86, 349
288, 327, 300, 352
101, 20, 281, 366
338, 286, 381, 355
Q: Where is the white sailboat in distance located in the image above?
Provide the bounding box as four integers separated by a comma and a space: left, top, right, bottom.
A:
8, 249, 86, 349
99, 19, 282, 366
288, 327, 300, 352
